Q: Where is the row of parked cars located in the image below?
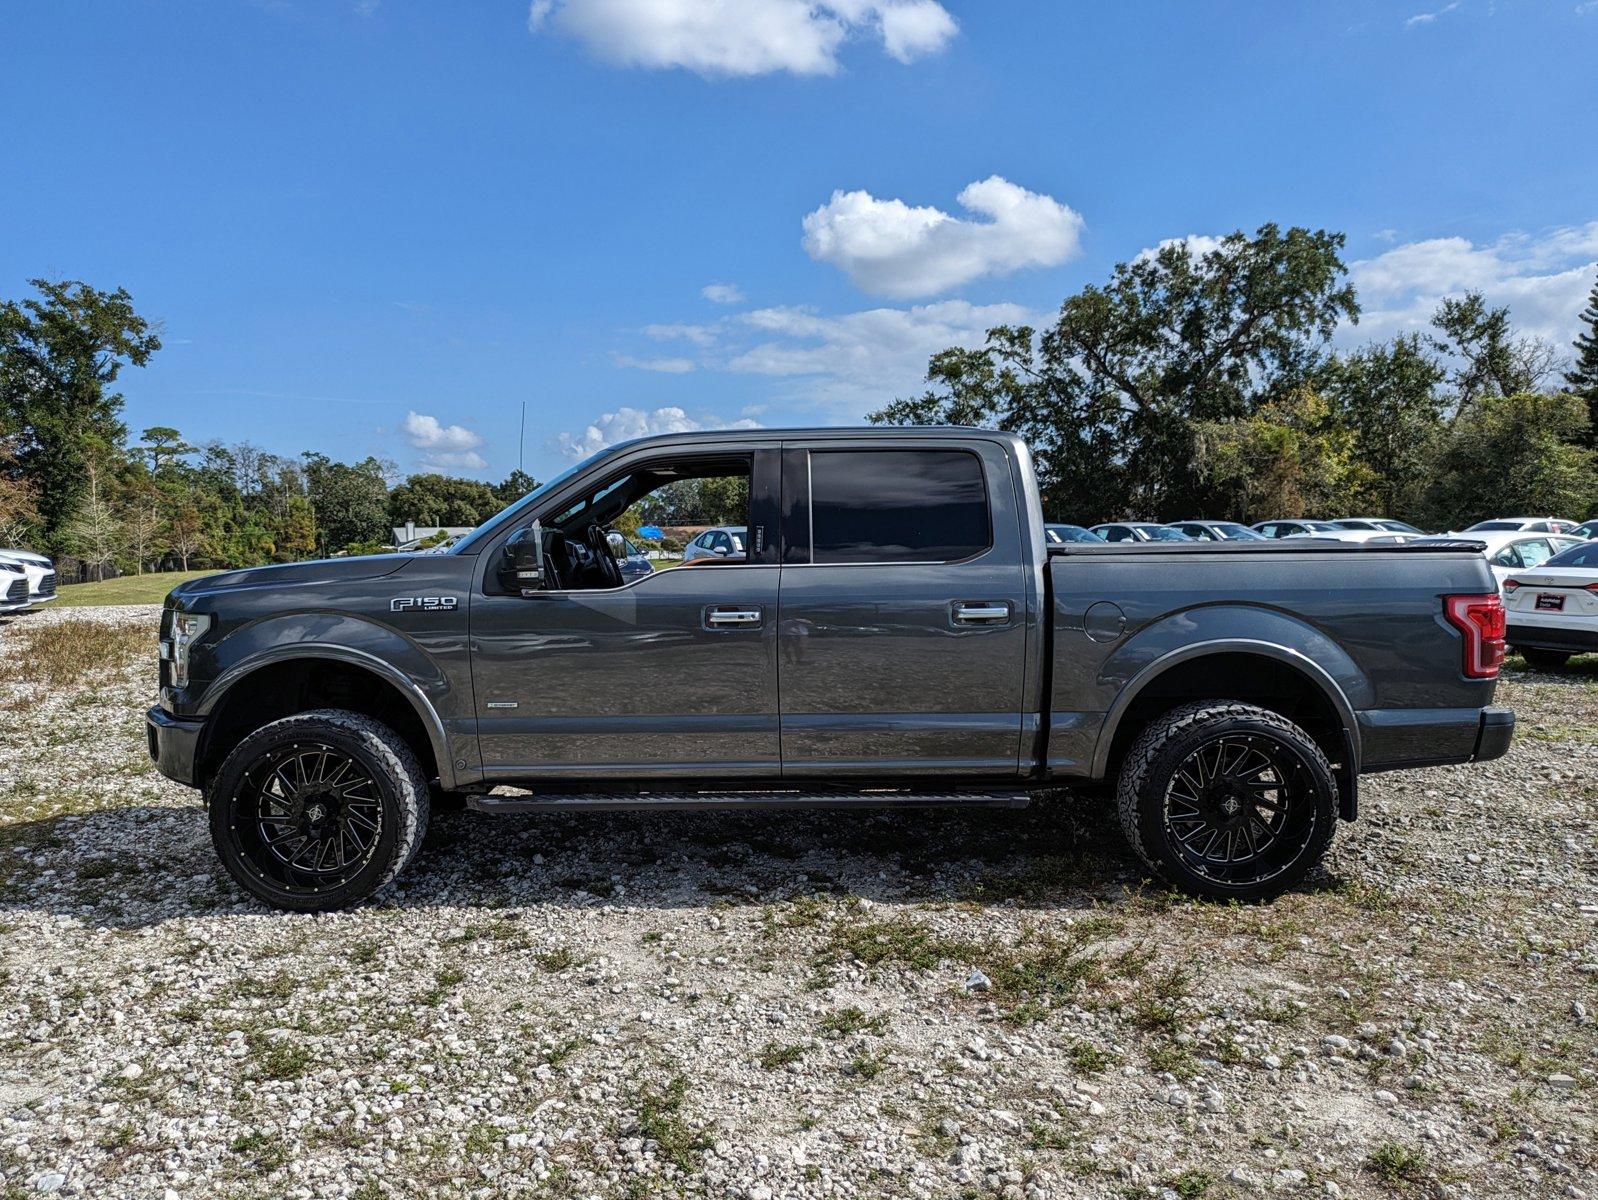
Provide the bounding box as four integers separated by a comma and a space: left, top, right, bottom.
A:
0, 548, 59, 614
1047, 514, 1598, 669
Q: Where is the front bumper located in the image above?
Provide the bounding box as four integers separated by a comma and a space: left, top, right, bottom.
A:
1472, 706, 1515, 763
146, 706, 206, 788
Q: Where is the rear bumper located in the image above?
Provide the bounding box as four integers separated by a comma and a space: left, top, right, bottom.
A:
1472, 706, 1515, 763
1507, 620, 1598, 655
146, 706, 205, 788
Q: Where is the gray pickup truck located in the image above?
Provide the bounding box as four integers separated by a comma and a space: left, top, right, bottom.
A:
147, 428, 1514, 911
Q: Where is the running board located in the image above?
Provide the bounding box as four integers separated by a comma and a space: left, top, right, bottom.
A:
466, 789, 1033, 814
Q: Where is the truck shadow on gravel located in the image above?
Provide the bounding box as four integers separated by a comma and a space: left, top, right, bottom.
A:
0, 793, 1252, 927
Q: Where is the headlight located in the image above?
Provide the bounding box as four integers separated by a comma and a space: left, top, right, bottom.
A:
168, 612, 211, 688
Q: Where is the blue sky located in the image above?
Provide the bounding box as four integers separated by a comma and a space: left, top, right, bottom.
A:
4, 1, 1596, 483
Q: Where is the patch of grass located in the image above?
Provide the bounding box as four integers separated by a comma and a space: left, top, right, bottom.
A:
7, 616, 150, 689
1366, 1140, 1428, 1187
824, 915, 948, 970
536, 947, 583, 973
247, 1035, 312, 1081
845, 1052, 884, 1080
818, 1006, 886, 1037
1068, 1041, 1119, 1073
228, 1129, 290, 1172
55, 569, 215, 607
1166, 1169, 1214, 1198
636, 1076, 713, 1172
758, 1042, 808, 1069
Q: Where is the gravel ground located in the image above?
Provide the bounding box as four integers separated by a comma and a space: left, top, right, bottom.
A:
1, 604, 1594, 1200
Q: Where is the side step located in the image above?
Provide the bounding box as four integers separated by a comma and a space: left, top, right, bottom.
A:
466, 789, 1033, 814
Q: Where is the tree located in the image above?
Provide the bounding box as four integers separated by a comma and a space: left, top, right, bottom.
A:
871, 225, 1359, 518
1430, 291, 1557, 415
1194, 387, 1367, 521
0, 279, 160, 552
1567, 273, 1598, 450
303, 453, 390, 552
164, 503, 206, 570
1323, 335, 1445, 516
1421, 393, 1595, 529
387, 473, 498, 527
66, 462, 124, 581
120, 481, 165, 574
492, 469, 540, 506
137, 425, 196, 474
0, 433, 39, 546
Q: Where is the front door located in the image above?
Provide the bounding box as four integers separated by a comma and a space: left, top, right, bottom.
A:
775, 440, 1031, 776
469, 447, 781, 780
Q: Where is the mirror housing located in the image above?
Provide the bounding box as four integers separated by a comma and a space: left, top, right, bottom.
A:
501, 522, 547, 593
605, 531, 627, 560
712, 545, 729, 557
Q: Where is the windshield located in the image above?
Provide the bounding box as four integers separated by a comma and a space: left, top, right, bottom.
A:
1300, 521, 1342, 532
1047, 524, 1095, 543
1141, 526, 1192, 541
1333, 520, 1377, 530
1547, 542, 1598, 567
1376, 520, 1423, 533
448, 455, 598, 554
1466, 520, 1522, 532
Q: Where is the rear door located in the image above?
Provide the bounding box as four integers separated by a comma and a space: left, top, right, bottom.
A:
775, 438, 1030, 776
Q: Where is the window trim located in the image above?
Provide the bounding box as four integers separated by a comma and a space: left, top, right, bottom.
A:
786, 446, 995, 568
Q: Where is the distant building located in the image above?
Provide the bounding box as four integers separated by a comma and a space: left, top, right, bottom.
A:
392, 522, 474, 552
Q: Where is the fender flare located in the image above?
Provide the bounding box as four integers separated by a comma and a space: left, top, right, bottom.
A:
197, 642, 458, 790
1090, 637, 1362, 815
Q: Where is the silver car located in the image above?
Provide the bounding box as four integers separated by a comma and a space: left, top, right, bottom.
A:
682, 525, 748, 563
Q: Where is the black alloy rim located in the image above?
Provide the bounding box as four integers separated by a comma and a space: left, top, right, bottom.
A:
1161, 733, 1318, 887
230, 743, 384, 892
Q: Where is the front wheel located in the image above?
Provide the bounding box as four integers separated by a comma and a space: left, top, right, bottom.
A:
1116, 701, 1337, 902
1516, 647, 1570, 672
207, 709, 430, 912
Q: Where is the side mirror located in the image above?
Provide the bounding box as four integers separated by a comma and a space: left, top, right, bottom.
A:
501, 522, 547, 593
712, 545, 730, 557
605, 531, 627, 560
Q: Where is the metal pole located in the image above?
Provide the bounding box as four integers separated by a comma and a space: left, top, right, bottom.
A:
518, 401, 526, 473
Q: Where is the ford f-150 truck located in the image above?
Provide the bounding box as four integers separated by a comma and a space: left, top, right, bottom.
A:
147, 428, 1515, 911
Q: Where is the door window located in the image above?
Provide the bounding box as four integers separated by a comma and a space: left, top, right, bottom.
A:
1518, 539, 1554, 567
807, 450, 989, 564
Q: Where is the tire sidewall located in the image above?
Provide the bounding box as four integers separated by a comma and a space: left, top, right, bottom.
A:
1133, 712, 1336, 901
208, 718, 411, 912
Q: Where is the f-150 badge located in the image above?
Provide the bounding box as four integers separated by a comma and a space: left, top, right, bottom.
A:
390, 596, 459, 612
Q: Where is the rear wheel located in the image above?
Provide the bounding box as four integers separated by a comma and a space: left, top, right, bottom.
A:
1516, 647, 1570, 672
207, 709, 429, 912
1116, 701, 1337, 901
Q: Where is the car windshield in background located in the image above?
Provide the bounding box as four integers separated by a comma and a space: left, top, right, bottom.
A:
1547, 542, 1598, 567
1298, 521, 1344, 533
1376, 520, 1424, 533
1214, 524, 1266, 539
1138, 526, 1192, 541
1574, 522, 1598, 539
1046, 524, 1097, 543
1466, 520, 1527, 531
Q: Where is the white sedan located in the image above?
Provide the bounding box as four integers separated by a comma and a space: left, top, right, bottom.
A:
1501, 539, 1598, 670
1409, 531, 1584, 590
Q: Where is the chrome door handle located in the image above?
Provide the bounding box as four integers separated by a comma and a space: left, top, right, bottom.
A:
952, 602, 1010, 623
707, 608, 762, 627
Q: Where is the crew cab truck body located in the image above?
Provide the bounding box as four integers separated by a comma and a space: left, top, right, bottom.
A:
147, 428, 1514, 911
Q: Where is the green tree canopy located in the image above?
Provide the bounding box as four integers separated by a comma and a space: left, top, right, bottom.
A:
1566, 274, 1598, 449
388, 473, 499, 528
1421, 393, 1595, 528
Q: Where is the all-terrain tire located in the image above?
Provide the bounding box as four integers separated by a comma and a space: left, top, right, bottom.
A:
1116, 700, 1337, 902
207, 708, 430, 912
1516, 648, 1570, 672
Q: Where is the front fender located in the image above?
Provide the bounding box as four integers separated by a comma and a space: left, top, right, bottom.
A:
1088, 604, 1369, 780
196, 613, 463, 789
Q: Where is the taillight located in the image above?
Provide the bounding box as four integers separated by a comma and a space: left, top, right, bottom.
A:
1502, 578, 1521, 592
1443, 593, 1506, 679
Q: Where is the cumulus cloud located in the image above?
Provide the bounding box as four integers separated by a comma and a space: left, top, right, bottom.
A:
1350, 221, 1598, 346
726, 299, 1034, 412
802, 176, 1085, 298
402, 410, 487, 471
701, 282, 745, 304
556, 406, 761, 459
527, 0, 957, 77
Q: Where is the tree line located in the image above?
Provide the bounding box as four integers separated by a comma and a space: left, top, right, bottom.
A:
872, 225, 1598, 528
0, 278, 539, 576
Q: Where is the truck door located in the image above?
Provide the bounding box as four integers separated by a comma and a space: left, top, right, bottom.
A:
468, 446, 781, 780
776, 439, 1030, 776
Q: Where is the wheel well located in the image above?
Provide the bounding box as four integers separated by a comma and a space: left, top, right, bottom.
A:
197, 659, 440, 788
1104, 652, 1351, 785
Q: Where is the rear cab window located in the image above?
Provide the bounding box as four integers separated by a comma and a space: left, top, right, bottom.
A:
802, 448, 991, 564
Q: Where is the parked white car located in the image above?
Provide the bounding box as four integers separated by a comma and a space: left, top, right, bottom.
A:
1, 562, 32, 614
1254, 519, 1382, 543
1501, 539, 1598, 670
1331, 517, 1426, 535
1463, 516, 1582, 536
682, 526, 748, 563
0, 548, 58, 604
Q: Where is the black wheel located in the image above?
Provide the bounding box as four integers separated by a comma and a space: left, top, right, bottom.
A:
1116, 701, 1337, 901
1517, 648, 1570, 672
207, 709, 429, 912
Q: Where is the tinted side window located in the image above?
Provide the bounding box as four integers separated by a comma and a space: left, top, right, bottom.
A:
809, 449, 989, 564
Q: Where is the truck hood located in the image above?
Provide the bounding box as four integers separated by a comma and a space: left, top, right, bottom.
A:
170, 554, 416, 599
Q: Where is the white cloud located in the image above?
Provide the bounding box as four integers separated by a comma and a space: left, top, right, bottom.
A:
701, 282, 745, 304
614, 354, 697, 373
802, 176, 1085, 298
1134, 234, 1229, 264
644, 321, 719, 347
1350, 222, 1598, 346
556, 406, 761, 459
527, 0, 956, 77
1404, 1, 1458, 27
726, 298, 1034, 412
402, 410, 487, 472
